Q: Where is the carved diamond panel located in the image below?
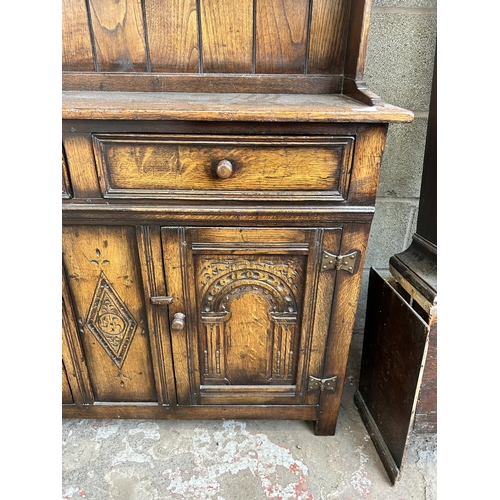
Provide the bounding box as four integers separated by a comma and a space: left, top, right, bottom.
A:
86, 271, 137, 368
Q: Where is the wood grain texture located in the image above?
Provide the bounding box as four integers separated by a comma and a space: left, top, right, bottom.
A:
346, 123, 388, 205
160, 227, 194, 405
61, 0, 410, 434
314, 222, 370, 435
62, 362, 74, 404
136, 226, 176, 407
62, 150, 73, 199
146, 0, 199, 72
62, 117, 356, 135
63, 403, 318, 420
62, 91, 414, 123
413, 303, 437, 433
170, 227, 328, 406
305, 228, 342, 405
62, 0, 95, 71
62, 72, 343, 93
62, 134, 101, 199
88, 0, 148, 72
308, 0, 350, 74
200, 0, 253, 73
92, 134, 354, 201
62, 267, 94, 406
62, 225, 158, 403
62, 203, 376, 227
344, 0, 371, 79
255, 0, 309, 74
357, 268, 429, 468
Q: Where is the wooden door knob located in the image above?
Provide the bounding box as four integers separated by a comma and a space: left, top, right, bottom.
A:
171, 312, 186, 330
215, 160, 233, 179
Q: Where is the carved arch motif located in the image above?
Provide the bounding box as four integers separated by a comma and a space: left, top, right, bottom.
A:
198, 257, 303, 384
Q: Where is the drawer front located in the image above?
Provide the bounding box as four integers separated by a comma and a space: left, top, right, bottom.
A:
93, 134, 354, 201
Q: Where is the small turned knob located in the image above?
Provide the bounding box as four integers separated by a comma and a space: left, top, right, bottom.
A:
171, 312, 186, 330
215, 160, 233, 179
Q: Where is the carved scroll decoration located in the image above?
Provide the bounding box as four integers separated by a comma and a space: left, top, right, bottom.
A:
199, 258, 302, 384
86, 271, 137, 368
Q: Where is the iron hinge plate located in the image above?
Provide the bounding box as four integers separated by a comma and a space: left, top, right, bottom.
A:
321, 250, 358, 273
308, 375, 338, 393
150, 296, 174, 306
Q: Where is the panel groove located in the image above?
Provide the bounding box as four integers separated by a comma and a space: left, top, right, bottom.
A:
304, 0, 314, 74
84, 0, 99, 71
140, 0, 152, 72
252, 0, 257, 74
196, 0, 203, 72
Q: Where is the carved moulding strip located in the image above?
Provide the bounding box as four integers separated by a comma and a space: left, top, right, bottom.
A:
86, 271, 138, 368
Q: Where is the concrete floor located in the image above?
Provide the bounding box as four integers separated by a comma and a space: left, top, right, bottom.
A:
62, 333, 437, 500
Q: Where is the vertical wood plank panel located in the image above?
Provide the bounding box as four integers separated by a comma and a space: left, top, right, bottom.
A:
62, 0, 95, 71
88, 0, 148, 72
201, 0, 253, 73
146, 0, 199, 72
308, 0, 350, 74
255, 0, 309, 74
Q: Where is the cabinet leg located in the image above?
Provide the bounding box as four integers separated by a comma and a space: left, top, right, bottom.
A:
313, 393, 341, 436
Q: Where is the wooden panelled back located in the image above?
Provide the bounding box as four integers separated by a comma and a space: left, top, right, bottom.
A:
63, 0, 369, 93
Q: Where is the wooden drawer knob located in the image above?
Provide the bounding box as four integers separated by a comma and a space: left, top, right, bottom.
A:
215, 160, 233, 179
171, 312, 186, 330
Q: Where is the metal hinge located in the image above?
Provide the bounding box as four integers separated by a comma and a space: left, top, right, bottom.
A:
308, 375, 338, 393
321, 250, 358, 273
150, 296, 174, 305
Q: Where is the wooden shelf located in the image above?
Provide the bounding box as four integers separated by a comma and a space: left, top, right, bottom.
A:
62, 91, 414, 123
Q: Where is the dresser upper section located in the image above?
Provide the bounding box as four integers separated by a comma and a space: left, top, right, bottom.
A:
62, 0, 413, 122
63, 0, 374, 93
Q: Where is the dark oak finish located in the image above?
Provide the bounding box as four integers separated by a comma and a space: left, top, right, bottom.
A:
355, 270, 430, 482
62, 0, 412, 435
354, 57, 436, 481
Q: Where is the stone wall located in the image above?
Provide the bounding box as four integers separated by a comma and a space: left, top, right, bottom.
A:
354, 0, 437, 330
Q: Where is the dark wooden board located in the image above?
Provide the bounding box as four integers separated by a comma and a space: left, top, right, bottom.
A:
355, 268, 430, 482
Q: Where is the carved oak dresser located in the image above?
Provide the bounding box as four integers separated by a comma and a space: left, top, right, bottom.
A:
62, 0, 413, 435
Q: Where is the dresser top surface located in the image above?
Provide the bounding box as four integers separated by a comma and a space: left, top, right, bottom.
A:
62, 91, 413, 123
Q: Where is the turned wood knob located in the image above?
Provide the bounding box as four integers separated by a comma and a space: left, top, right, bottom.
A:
215, 160, 233, 179
171, 312, 186, 330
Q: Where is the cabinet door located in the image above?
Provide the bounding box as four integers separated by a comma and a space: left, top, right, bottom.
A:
62, 225, 174, 407
162, 227, 342, 406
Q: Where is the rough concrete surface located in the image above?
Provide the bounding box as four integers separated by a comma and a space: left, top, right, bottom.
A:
62, 334, 437, 500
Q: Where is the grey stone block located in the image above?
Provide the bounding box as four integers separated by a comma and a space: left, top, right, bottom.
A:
373, 0, 437, 7
364, 12, 437, 110
364, 199, 419, 269
378, 115, 428, 198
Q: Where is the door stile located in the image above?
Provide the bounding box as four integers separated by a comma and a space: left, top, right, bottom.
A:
160, 227, 199, 405
291, 228, 324, 404
62, 267, 94, 407
136, 225, 176, 407
304, 227, 344, 405
315, 222, 370, 435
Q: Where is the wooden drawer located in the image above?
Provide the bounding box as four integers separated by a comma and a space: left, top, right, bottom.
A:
93, 134, 354, 201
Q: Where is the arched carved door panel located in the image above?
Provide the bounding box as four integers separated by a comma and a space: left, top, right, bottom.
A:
162, 226, 343, 406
